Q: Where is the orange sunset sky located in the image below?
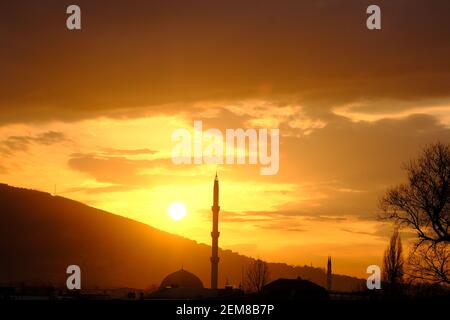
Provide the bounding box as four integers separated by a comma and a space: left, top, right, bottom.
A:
1, 0, 450, 278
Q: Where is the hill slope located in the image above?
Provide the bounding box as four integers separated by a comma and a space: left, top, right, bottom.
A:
0, 184, 364, 291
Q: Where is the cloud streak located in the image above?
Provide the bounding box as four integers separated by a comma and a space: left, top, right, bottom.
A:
0, 131, 66, 155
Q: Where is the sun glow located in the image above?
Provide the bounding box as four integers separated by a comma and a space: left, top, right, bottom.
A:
168, 202, 187, 221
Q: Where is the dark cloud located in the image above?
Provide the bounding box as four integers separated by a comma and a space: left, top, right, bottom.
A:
67, 152, 199, 186
219, 210, 306, 232
67, 153, 153, 185
278, 114, 450, 186
33, 131, 66, 145
0, 131, 66, 155
1, 0, 449, 124
304, 216, 347, 223
0, 136, 31, 154
340, 228, 374, 237
215, 209, 336, 232
62, 184, 139, 195
336, 98, 449, 116
341, 223, 417, 241
217, 210, 273, 223
98, 148, 157, 156
223, 209, 348, 223
257, 221, 306, 232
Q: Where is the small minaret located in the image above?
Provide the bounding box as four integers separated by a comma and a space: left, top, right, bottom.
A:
327, 256, 332, 291
210, 173, 220, 289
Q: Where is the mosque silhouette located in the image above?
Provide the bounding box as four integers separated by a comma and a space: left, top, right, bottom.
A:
149, 174, 330, 300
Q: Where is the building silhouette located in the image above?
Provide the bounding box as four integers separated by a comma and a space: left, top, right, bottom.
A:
149, 175, 246, 300
210, 173, 220, 289
262, 277, 328, 300
160, 268, 204, 289
327, 256, 332, 291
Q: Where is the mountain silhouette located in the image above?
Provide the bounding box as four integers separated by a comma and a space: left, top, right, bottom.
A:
0, 183, 364, 291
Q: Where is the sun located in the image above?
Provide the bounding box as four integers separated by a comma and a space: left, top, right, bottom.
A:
168, 202, 187, 221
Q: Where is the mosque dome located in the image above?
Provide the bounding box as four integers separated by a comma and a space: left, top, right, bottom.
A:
160, 269, 204, 289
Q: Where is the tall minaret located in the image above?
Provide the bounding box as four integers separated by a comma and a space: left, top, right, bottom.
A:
326, 256, 332, 291
210, 173, 220, 289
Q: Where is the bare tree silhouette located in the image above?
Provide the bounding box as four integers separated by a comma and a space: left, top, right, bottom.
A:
382, 229, 404, 293
408, 243, 449, 285
380, 142, 450, 245
380, 142, 450, 285
244, 259, 270, 293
